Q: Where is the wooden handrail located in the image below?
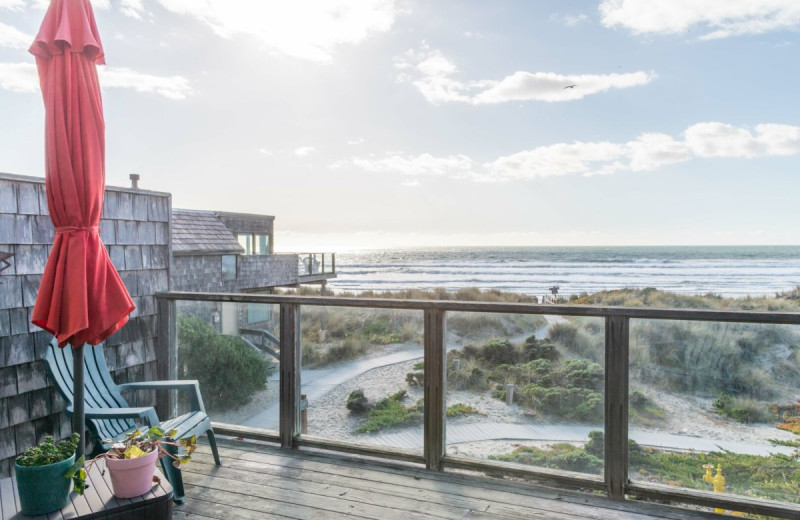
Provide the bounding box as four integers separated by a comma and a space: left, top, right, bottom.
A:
156, 291, 800, 324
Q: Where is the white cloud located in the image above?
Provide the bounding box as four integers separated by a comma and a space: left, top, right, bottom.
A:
351, 153, 475, 178
626, 133, 690, 171
599, 0, 800, 40
0, 0, 25, 10
101, 67, 191, 99
484, 142, 627, 181
685, 122, 800, 158
0, 22, 30, 49
474, 70, 656, 104
0, 62, 191, 99
395, 43, 654, 104
343, 122, 800, 182
258, 148, 272, 156
294, 146, 315, 156
0, 62, 38, 92
120, 0, 145, 19
154, 0, 397, 62
347, 138, 364, 145
554, 13, 589, 27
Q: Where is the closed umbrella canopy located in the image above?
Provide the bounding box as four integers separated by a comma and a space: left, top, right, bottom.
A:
30, 0, 134, 348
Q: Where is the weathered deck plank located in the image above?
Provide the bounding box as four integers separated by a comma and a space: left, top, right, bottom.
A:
174, 439, 739, 520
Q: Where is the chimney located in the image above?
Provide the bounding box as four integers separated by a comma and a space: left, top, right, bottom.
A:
129, 173, 140, 189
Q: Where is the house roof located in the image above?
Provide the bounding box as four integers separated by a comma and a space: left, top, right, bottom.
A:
172, 209, 244, 255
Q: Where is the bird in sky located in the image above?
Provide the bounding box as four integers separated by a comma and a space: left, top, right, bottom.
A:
564, 85, 576, 89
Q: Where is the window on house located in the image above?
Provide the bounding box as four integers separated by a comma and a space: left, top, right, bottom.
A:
254, 234, 269, 255
221, 254, 237, 280
237, 234, 252, 255
236, 233, 271, 255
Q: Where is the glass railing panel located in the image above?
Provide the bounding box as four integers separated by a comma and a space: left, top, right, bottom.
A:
628, 319, 800, 506
175, 299, 280, 431
444, 311, 606, 476
299, 305, 424, 452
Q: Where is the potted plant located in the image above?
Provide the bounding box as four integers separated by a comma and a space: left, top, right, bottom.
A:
84, 426, 196, 499
14, 433, 81, 515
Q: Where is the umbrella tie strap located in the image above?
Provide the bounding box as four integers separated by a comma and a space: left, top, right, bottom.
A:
55, 226, 100, 234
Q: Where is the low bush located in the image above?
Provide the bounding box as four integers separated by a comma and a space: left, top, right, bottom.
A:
346, 389, 370, 413
354, 390, 421, 433
406, 371, 424, 386
522, 336, 559, 361
629, 390, 668, 427
491, 442, 603, 474
178, 316, 271, 410
713, 393, 774, 423
446, 403, 480, 417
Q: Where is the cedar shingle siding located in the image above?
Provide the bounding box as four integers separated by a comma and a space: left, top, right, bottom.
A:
0, 173, 170, 476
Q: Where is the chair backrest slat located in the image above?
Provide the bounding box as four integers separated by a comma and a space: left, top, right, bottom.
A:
44, 339, 136, 452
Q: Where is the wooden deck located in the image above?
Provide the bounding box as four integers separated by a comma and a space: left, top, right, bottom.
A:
175, 439, 733, 520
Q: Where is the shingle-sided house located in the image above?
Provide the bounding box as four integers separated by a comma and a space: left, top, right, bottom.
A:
170, 209, 335, 293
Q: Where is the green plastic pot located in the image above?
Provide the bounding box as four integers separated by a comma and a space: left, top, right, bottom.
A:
14, 453, 75, 515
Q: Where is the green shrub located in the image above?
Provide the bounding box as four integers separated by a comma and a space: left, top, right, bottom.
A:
446, 403, 480, 417
346, 389, 370, 414
713, 393, 773, 423
478, 339, 519, 366
584, 430, 604, 458
178, 316, 271, 410
354, 390, 421, 433
405, 371, 424, 386
522, 336, 559, 361
521, 384, 603, 422
491, 443, 602, 473
558, 359, 603, 390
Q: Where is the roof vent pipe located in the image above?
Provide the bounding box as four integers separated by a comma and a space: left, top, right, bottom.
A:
129, 173, 140, 189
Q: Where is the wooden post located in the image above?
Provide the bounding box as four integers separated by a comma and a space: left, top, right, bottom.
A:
605, 315, 630, 500
505, 384, 515, 406
424, 309, 446, 471
320, 282, 327, 342
156, 296, 177, 418
280, 303, 301, 449
300, 394, 308, 434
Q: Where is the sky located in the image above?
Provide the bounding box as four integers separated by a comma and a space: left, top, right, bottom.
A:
1, 0, 799, 251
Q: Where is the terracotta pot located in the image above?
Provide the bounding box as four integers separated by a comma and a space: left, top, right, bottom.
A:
105, 448, 159, 498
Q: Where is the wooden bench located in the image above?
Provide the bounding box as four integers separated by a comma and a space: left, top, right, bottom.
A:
0, 459, 172, 520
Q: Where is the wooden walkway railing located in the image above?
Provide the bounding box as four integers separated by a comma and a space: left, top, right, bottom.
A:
155, 291, 800, 519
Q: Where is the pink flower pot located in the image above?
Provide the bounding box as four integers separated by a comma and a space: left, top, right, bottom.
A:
105, 448, 159, 498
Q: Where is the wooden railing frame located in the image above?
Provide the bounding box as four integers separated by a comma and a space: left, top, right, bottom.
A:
156, 291, 800, 519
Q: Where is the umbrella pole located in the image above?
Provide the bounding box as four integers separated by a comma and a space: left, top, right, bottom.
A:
72, 343, 86, 462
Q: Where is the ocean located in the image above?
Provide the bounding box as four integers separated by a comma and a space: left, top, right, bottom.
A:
326, 246, 800, 298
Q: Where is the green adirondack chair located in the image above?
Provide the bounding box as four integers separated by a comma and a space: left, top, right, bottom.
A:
44, 338, 221, 503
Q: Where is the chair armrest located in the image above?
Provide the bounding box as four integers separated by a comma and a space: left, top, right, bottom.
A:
117, 380, 206, 412
67, 405, 160, 427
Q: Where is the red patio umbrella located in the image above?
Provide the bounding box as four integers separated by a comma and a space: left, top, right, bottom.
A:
29, 0, 135, 460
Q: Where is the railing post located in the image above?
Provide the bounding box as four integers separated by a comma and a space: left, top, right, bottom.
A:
331, 253, 335, 273
424, 308, 446, 471
280, 302, 301, 449
605, 315, 630, 500
156, 296, 177, 418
